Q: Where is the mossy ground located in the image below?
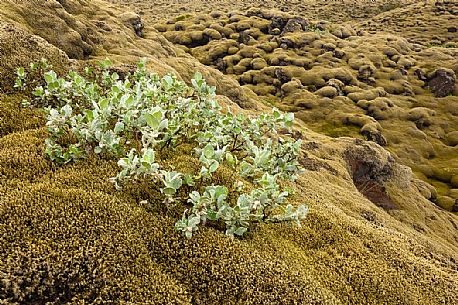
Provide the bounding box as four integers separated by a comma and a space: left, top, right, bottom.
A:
1, 0, 458, 304
151, 3, 458, 208
1, 93, 458, 304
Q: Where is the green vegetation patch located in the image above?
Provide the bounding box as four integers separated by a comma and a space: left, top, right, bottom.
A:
16, 58, 308, 238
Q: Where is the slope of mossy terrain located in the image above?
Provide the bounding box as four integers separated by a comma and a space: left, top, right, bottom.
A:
107, 0, 420, 24
1, 0, 458, 304
150, 2, 458, 210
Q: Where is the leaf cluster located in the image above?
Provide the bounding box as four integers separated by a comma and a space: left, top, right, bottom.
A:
18, 59, 308, 238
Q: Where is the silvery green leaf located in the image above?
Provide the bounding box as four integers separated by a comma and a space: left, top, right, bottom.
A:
142, 148, 155, 163
44, 71, 57, 84
284, 112, 294, 128
188, 216, 200, 227
98, 58, 112, 69
207, 209, 218, 221
114, 122, 125, 133
189, 191, 200, 203
162, 187, 176, 196
171, 177, 182, 190
99, 98, 109, 110
158, 119, 169, 130
203, 144, 215, 159
32, 86, 44, 97
17, 67, 25, 78
117, 158, 129, 168
234, 227, 247, 236
225, 226, 236, 236
184, 174, 195, 186
209, 160, 219, 173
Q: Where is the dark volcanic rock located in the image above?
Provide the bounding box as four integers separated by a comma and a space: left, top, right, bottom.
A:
427, 68, 456, 97
343, 140, 397, 209
268, 16, 289, 34
238, 30, 253, 45
120, 12, 144, 37
361, 129, 388, 146
281, 17, 308, 35
453, 199, 458, 212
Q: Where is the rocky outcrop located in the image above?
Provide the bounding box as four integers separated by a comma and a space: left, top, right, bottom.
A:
343, 139, 397, 208
427, 68, 456, 97
119, 12, 144, 37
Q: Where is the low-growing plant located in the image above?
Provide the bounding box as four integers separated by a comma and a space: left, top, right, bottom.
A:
17, 58, 308, 238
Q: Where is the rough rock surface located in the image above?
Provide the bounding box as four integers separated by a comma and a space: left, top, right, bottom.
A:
427, 68, 456, 97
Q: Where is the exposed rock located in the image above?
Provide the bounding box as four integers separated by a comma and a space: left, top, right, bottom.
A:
361, 126, 388, 146
343, 139, 396, 209
453, 199, 458, 212
274, 67, 291, 84
268, 15, 289, 34
427, 68, 456, 97
281, 17, 308, 35
238, 30, 253, 44
327, 78, 345, 95
119, 12, 144, 37
414, 68, 428, 81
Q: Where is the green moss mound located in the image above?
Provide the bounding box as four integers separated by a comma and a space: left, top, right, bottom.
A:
1, 93, 458, 304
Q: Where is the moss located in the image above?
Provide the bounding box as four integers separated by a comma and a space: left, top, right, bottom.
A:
436, 195, 455, 210
244, 84, 277, 96
153, 23, 169, 32
239, 72, 253, 84
175, 14, 192, 22
446, 131, 458, 147
430, 179, 451, 197
0, 94, 45, 137
315, 86, 337, 98
280, 79, 302, 96
316, 122, 362, 138
277, 32, 319, 48
249, 17, 270, 32
251, 58, 267, 70
348, 88, 387, 102
203, 28, 222, 40
431, 167, 453, 184
164, 32, 192, 46
238, 46, 264, 59
452, 175, 458, 188
0, 119, 331, 305
227, 46, 239, 55
5, 0, 95, 59
251, 71, 274, 85
0, 24, 69, 93
2, 1, 458, 303
258, 41, 279, 53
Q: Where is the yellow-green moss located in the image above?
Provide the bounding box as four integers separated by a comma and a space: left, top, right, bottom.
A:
0, 94, 45, 137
